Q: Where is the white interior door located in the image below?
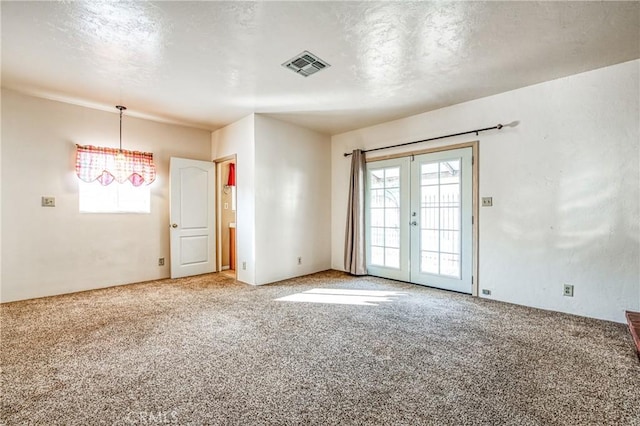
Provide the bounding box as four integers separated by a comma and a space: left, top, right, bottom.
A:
410, 148, 472, 293
170, 158, 216, 279
365, 147, 473, 294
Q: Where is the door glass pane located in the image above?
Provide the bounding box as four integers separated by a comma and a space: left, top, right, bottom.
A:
421, 185, 438, 207
385, 248, 400, 268
371, 189, 385, 208
371, 247, 384, 266
419, 158, 462, 278
440, 253, 460, 277
440, 160, 460, 184
368, 166, 402, 270
421, 230, 438, 251
385, 228, 400, 248
421, 163, 439, 186
421, 251, 439, 274
370, 170, 384, 189
440, 208, 460, 230
440, 230, 460, 254
384, 168, 400, 188
440, 184, 459, 205
385, 188, 400, 208
371, 227, 384, 246
384, 208, 399, 228
371, 209, 384, 226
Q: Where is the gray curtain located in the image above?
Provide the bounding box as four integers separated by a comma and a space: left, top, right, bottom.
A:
344, 149, 367, 275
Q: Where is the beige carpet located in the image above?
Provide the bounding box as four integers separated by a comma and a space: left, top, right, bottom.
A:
1, 270, 639, 425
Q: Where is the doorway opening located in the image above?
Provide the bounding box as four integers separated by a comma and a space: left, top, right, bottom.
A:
216, 156, 237, 280
364, 142, 479, 295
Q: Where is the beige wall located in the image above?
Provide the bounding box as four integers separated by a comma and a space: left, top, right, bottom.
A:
254, 115, 331, 285
331, 60, 640, 323
1, 89, 211, 302
212, 114, 332, 286
211, 115, 255, 284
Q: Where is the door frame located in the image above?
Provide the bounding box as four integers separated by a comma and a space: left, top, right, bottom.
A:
214, 154, 237, 274
366, 141, 480, 296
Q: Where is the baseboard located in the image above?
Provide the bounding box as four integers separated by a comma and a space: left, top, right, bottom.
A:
221, 266, 230, 271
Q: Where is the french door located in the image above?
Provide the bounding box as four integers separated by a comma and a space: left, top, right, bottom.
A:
365, 147, 473, 294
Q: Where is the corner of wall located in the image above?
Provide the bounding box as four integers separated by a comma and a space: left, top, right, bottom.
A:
253, 116, 332, 285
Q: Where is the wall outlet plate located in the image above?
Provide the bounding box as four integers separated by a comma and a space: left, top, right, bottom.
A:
482, 289, 491, 295
242, 262, 247, 270
482, 197, 493, 207
41, 196, 55, 207
563, 284, 574, 297
158, 258, 165, 266
297, 257, 302, 265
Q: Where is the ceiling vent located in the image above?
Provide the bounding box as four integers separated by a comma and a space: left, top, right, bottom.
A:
282, 51, 330, 77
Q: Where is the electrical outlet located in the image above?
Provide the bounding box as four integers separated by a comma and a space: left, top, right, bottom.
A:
482, 289, 491, 295
563, 284, 574, 297
158, 257, 165, 266
482, 197, 493, 207
297, 257, 302, 265
41, 196, 55, 207
242, 261, 247, 270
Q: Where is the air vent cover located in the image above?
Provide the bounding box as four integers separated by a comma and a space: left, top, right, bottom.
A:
282, 51, 330, 77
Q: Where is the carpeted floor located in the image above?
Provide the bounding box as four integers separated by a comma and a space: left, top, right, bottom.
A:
1, 270, 639, 425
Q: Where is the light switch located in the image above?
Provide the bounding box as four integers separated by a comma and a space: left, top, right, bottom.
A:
41, 196, 55, 207
482, 197, 493, 207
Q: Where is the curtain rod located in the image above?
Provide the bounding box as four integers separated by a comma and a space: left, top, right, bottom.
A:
343, 124, 504, 157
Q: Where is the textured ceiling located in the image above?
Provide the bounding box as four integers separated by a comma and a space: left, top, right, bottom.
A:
1, 1, 639, 135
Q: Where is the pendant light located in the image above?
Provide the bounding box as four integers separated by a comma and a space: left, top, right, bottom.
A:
115, 105, 127, 167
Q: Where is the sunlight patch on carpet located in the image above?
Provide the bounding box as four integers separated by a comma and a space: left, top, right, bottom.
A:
275, 288, 407, 306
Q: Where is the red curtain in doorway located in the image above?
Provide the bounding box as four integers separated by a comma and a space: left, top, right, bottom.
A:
227, 163, 236, 186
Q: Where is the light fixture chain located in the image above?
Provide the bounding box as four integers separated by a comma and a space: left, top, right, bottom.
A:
116, 105, 127, 152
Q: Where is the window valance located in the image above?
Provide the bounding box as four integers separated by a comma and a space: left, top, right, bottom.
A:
75, 145, 156, 186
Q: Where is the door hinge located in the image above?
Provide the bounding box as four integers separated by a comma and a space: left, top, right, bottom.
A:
472, 216, 474, 225
472, 156, 474, 165
472, 276, 474, 284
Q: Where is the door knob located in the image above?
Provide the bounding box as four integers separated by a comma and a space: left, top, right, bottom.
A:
171, 223, 178, 228
411, 221, 418, 226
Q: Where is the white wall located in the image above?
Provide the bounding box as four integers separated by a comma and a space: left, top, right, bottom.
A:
211, 114, 256, 285
332, 60, 639, 323
254, 115, 331, 285
211, 114, 332, 286
1, 89, 211, 302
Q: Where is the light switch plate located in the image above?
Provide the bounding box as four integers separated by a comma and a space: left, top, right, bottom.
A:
41, 196, 55, 207
482, 197, 493, 207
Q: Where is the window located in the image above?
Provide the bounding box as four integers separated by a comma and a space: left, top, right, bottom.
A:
79, 180, 150, 213
75, 144, 156, 213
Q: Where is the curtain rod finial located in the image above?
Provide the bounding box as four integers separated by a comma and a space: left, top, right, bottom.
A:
497, 123, 503, 129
